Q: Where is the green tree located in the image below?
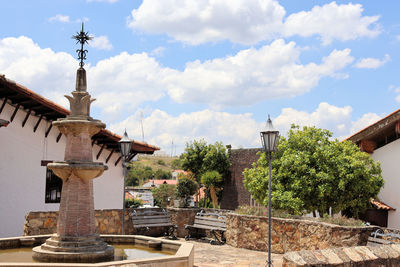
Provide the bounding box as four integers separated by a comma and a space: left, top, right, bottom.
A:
171, 158, 183, 169
126, 163, 154, 186
176, 177, 198, 207
154, 169, 172, 180
244, 125, 384, 218
151, 184, 176, 208
181, 139, 209, 182
201, 170, 223, 208
181, 139, 230, 182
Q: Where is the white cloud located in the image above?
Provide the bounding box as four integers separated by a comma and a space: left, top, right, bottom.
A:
87, 52, 175, 119
283, 2, 380, 45
0, 36, 77, 107
354, 54, 390, 69
0, 37, 354, 119
128, 0, 285, 45
166, 40, 354, 107
48, 14, 70, 23
150, 46, 165, 57
110, 103, 380, 154
274, 102, 380, 140
128, 0, 380, 45
110, 109, 262, 153
89, 35, 113, 51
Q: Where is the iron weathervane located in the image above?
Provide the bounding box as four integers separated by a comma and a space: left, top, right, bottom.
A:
72, 23, 93, 68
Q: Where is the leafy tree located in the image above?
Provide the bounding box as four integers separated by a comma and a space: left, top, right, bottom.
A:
244, 125, 384, 218
201, 171, 223, 208
176, 177, 198, 207
181, 139, 230, 182
152, 184, 176, 208
181, 139, 209, 182
154, 169, 172, 180
171, 158, 183, 169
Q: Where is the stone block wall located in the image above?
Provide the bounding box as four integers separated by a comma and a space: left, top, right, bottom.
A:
226, 213, 374, 254
282, 244, 400, 266
220, 148, 261, 210
25, 208, 154, 236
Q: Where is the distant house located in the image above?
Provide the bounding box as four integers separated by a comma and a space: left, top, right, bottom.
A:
0, 75, 159, 237
142, 179, 178, 188
347, 109, 400, 228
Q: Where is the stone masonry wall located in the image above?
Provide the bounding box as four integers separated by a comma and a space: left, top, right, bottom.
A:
24, 208, 230, 238
25, 208, 157, 236
282, 244, 400, 266
220, 148, 261, 210
226, 213, 374, 254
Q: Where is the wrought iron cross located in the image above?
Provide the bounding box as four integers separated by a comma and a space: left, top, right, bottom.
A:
72, 23, 93, 67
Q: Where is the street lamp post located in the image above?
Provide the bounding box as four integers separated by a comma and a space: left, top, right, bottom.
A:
119, 130, 133, 235
260, 115, 279, 267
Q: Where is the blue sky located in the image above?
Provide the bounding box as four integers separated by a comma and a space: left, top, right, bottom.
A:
1, 0, 399, 155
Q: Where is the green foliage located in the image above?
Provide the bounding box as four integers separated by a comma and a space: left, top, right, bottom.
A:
176, 177, 198, 207
243, 125, 384, 218
126, 163, 154, 186
154, 169, 172, 180
125, 198, 143, 208
201, 170, 223, 187
171, 158, 183, 169
157, 159, 166, 165
127, 163, 172, 186
320, 214, 365, 227
181, 139, 230, 182
151, 184, 176, 208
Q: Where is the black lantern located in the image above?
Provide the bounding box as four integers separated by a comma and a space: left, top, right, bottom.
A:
260, 115, 279, 153
119, 130, 132, 159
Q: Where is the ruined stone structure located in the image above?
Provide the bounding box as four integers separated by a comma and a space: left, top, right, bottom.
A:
220, 148, 261, 210
32, 67, 114, 262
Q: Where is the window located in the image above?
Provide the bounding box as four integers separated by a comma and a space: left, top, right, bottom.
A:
42, 161, 63, 203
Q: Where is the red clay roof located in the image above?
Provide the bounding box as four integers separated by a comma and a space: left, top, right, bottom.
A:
371, 198, 395, 211
346, 108, 400, 142
150, 179, 178, 185
0, 74, 159, 153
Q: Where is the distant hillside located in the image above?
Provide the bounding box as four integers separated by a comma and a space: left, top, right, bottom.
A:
135, 155, 180, 173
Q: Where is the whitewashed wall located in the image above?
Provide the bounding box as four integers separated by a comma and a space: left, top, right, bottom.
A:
0, 102, 123, 237
372, 139, 400, 229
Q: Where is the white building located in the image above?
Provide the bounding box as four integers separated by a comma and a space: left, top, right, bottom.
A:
347, 109, 400, 228
0, 75, 159, 237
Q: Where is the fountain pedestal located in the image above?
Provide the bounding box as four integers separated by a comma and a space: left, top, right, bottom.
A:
32, 68, 114, 263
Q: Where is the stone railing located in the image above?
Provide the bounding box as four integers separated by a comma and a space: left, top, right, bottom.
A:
282, 244, 400, 266
226, 213, 374, 254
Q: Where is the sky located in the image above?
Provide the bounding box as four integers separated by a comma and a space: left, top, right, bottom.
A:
1, 0, 399, 155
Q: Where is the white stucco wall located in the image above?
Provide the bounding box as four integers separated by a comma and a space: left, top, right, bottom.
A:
0, 102, 123, 237
372, 139, 400, 229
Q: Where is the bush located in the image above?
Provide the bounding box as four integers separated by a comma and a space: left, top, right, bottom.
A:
234, 205, 365, 226
176, 177, 198, 207
151, 184, 176, 208
125, 198, 143, 208
157, 159, 166, 165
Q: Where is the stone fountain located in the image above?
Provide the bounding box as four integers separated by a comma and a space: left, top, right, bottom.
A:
32, 25, 114, 263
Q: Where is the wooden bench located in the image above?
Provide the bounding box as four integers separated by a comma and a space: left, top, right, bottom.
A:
131, 209, 177, 239
185, 210, 227, 244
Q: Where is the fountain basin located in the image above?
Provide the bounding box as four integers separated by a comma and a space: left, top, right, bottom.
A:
48, 162, 107, 181
0, 235, 194, 267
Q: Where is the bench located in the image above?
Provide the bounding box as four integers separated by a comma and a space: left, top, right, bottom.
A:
185, 210, 227, 244
368, 228, 400, 246
131, 209, 177, 239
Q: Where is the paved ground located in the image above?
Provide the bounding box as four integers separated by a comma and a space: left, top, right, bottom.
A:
184, 239, 283, 267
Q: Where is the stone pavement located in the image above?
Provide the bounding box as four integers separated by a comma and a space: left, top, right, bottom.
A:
184, 239, 283, 267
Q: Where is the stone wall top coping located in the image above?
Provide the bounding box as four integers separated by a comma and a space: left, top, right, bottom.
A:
228, 213, 376, 230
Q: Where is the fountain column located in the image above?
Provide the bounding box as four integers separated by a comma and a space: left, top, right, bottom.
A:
32, 29, 114, 262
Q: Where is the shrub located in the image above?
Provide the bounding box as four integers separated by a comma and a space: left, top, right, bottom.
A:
125, 198, 143, 208
157, 159, 166, 165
